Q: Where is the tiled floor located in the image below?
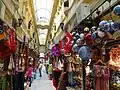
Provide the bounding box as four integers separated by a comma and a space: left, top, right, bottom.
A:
30, 67, 55, 90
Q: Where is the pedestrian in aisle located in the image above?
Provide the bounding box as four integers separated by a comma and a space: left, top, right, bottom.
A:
25, 64, 33, 87
39, 61, 43, 77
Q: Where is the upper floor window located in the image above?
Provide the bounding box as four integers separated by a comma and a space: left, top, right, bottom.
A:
64, 0, 69, 7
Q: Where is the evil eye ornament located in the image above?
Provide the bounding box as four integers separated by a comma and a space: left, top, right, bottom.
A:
113, 5, 120, 16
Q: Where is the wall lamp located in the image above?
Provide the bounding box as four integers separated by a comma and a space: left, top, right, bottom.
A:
18, 18, 23, 27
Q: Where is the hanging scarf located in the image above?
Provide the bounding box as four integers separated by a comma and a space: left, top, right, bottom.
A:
103, 67, 110, 90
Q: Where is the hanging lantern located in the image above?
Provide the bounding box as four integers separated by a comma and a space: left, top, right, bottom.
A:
97, 30, 105, 38
91, 26, 97, 33
80, 33, 85, 40
78, 46, 91, 61
52, 44, 60, 56
113, 5, 120, 16
84, 27, 89, 32
72, 44, 78, 52
76, 38, 81, 44
99, 20, 109, 31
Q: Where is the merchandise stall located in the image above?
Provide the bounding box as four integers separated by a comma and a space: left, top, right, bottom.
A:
104, 39, 120, 90
0, 18, 17, 90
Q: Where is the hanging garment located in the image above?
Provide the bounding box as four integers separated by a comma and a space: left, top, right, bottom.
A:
0, 27, 16, 58
0, 19, 6, 40
103, 67, 110, 90
68, 71, 73, 86
64, 31, 73, 55
91, 65, 96, 90
95, 65, 102, 90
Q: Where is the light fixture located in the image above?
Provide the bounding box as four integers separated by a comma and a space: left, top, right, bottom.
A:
96, 9, 101, 16
60, 23, 64, 30
18, 18, 23, 27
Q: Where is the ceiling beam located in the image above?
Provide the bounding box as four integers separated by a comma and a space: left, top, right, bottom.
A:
45, 0, 60, 45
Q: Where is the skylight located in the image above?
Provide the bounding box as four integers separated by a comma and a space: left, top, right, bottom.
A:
33, 0, 54, 45
33, 0, 54, 25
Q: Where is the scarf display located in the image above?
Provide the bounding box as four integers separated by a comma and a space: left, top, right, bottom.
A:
66, 56, 82, 88
0, 19, 16, 58
92, 65, 110, 90
108, 45, 120, 70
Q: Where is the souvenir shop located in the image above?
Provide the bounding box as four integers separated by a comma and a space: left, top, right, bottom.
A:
49, 1, 120, 90
0, 18, 37, 90
0, 18, 17, 90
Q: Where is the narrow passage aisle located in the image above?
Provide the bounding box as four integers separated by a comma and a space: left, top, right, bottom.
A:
31, 66, 55, 90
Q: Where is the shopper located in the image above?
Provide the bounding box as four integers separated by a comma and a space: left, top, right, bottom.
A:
48, 64, 53, 80
52, 67, 62, 90
25, 64, 33, 87
39, 61, 43, 77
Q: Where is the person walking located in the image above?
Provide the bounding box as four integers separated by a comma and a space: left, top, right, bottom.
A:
25, 64, 33, 87
39, 61, 43, 77
48, 64, 53, 80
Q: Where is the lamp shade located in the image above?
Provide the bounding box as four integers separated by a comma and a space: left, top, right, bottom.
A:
80, 33, 84, 40
78, 46, 91, 61
113, 5, 120, 16
99, 21, 109, 31
52, 44, 60, 56
72, 44, 78, 52
97, 30, 105, 38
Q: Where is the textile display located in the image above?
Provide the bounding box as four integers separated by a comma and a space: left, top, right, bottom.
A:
92, 65, 110, 90
64, 31, 73, 55
0, 20, 16, 58
58, 72, 68, 90
13, 72, 24, 90
108, 46, 120, 70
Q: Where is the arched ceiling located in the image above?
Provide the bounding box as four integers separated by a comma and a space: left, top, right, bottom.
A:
33, 0, 54, 45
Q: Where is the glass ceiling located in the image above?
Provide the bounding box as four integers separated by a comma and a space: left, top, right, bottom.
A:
33, 0, 54, 45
